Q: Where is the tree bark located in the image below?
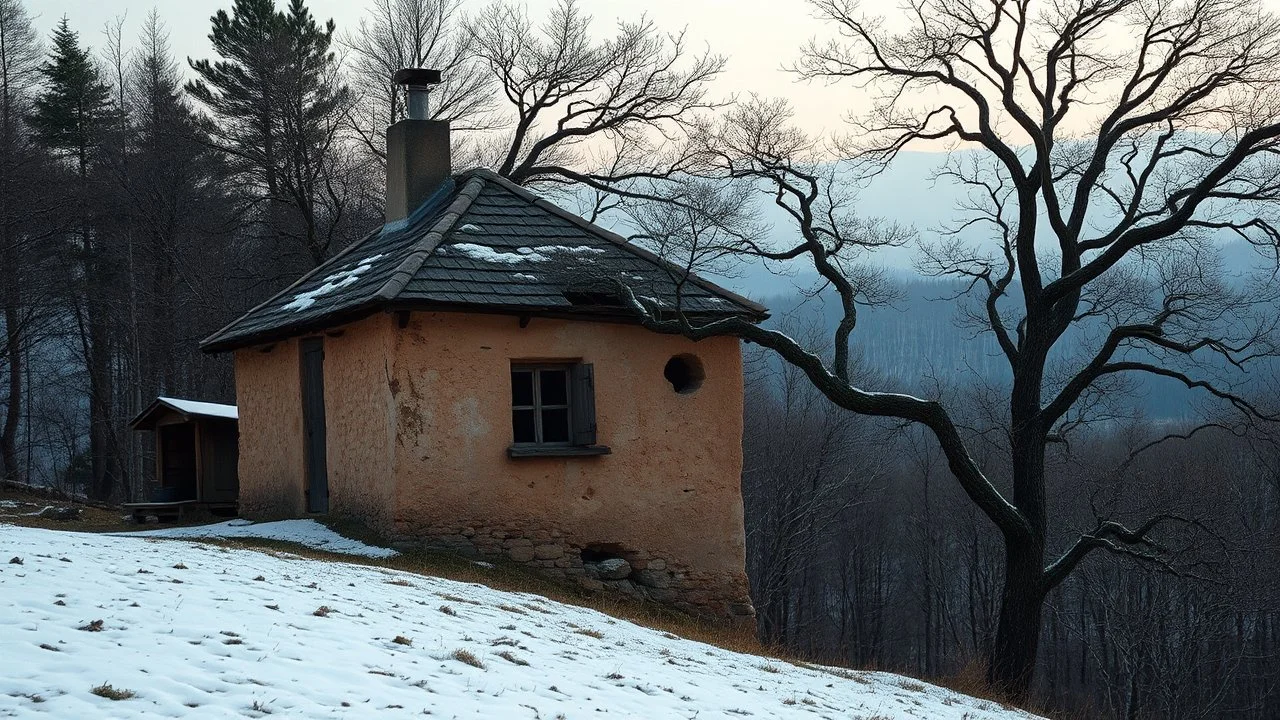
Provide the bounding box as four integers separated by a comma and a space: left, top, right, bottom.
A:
1, 297, 19, 483
989, 534, 1046, 696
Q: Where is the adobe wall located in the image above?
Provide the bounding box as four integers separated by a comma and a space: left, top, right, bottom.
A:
314, 315, 398, 530
233, 340, 306, 517
233, 316, 397, 528
386, 311, 753, 619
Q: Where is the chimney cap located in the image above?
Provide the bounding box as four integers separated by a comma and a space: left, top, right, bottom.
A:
393, 68, 443, 87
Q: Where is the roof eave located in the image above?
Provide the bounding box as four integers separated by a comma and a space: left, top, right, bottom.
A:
202, 299, 764, 354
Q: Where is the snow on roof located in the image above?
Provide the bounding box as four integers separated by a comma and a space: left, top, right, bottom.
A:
447, 243, 608, 265
282, 254, 384, 312
157, 397, 238, 421
0, 524, 1043, 720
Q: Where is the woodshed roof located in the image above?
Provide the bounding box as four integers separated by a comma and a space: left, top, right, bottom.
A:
201, 169, 767, 353
130, 396, 239, 430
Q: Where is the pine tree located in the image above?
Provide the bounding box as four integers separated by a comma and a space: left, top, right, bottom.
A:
30, 16, 118, 501
30, 17, 111, 175
188, 0, 353, 267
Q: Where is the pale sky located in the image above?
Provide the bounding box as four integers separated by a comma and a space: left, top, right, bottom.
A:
33, 0, 845, 134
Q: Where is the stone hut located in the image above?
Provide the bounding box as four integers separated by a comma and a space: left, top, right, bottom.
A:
201, 69, 766, 619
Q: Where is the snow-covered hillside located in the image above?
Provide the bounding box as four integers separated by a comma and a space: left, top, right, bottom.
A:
0, 524, 1040, 719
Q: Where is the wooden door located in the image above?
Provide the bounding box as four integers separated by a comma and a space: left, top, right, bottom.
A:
300, 337, 329, 513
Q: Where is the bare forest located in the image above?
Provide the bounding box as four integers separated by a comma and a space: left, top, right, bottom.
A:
1, 0, 1279, 717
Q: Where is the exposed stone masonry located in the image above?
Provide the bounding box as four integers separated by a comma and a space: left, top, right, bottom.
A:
389, 521, 754, 621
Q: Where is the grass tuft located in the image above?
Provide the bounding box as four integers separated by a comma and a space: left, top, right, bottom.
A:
573, 628, 605, 639
90, 683, 135, 701
898, 678, 926, 692
496, 650, 529, 666
450, 648, 485, 669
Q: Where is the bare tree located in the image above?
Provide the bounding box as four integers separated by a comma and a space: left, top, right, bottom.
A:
627, 0, 1280, 698
464, 0, 726, 211
343, 0, 493, 166
0, 0, 43, 483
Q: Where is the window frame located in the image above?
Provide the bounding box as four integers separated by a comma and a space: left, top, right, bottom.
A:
508, 361, 610, 458
510, 364, 574, 447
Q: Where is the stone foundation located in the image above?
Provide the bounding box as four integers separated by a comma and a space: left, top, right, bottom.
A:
389, 521, 755, 621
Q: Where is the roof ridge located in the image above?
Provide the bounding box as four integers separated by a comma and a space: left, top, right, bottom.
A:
373, 174, 488, 301
458, 167, 767, 316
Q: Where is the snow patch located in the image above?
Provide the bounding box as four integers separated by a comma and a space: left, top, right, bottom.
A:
449, 243, 529, 264
282, 254, 385, 312
120, 519, 397, 558
448, 243, 608, 265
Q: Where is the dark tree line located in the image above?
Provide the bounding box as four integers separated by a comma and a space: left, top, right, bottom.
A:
742, 337, 1280, 718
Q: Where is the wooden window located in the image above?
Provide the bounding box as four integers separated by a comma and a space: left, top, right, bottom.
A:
509, 362, 608, 457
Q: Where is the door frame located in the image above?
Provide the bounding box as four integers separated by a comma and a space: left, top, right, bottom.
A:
300, 336, 329, 513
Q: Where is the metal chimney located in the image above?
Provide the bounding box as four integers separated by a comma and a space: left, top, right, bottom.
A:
386, 69, 450, 222
393, 68, 442, 120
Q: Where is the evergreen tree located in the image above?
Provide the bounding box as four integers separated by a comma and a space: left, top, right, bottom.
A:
30, 16, 118, 501
188, 0, 354, 267
30, 17, 111, 174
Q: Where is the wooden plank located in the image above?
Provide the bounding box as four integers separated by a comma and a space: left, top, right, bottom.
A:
300, 337, 329, 513
193, 421, 205, 503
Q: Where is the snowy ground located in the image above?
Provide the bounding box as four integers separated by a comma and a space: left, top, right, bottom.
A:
0, 525, 1040, 719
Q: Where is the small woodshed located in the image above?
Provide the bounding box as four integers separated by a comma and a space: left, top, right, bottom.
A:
126, 397, 240, 520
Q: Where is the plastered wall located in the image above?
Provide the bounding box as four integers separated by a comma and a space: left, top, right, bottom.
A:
233, 310, 754, 618
233, 340, 305, 518
386, 312, 752, 617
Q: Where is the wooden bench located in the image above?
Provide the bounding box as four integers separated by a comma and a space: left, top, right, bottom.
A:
123, 500, 198, 523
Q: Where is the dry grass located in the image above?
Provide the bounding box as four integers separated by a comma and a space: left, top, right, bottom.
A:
90, 683, 135, 701
573, 628, 604, 639
0, 486, 129, 532
898, 678, 926, 692
450, 648, 485, 669
495, 650, 529, 666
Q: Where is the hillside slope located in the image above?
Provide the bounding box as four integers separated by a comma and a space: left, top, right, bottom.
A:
0, 524, 1041, 719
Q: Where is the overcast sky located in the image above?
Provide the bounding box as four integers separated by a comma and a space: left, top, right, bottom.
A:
33, 0, 846, 135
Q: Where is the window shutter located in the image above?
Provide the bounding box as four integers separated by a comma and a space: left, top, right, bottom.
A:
570, 362, 597, 446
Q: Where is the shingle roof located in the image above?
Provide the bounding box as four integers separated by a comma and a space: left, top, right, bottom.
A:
202, 169, 767, 352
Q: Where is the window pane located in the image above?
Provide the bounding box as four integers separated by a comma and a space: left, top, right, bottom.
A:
541, 408, 570, 443
512, 409, 537, 443
511, 370, 534, 407
540, 369, 569, 406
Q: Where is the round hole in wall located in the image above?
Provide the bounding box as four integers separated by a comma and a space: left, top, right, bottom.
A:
664, 354, 705, 394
